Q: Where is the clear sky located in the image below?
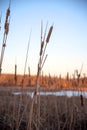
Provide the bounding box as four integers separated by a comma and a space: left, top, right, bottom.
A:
0, 0, 87, 77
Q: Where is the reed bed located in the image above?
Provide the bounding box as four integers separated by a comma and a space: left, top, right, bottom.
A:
0, 90, 87, 130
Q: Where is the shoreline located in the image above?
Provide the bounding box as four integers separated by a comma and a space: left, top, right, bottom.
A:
0, 86, 87, 92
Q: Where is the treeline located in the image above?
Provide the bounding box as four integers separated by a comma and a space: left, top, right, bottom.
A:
0, 74, 87, 90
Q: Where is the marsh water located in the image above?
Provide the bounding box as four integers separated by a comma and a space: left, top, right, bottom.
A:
13, 90, 87, 98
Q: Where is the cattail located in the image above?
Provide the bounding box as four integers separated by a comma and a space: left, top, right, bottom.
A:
46, 26, 53, 43
14, 64, 17, 85
4, 22, 9, 34
40, 41, 44, 56
6, 8, 10, 18
28, 66, 30, 77
80, 94, 84, 107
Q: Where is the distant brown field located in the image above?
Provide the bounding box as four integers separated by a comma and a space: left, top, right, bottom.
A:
0, 73, 87, 91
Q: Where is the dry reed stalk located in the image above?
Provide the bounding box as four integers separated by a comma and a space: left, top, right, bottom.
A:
28, 66, 31, 86
12, 94, 17, 130
54, 95, 61, 130
16, 88, 24, 129
17, 98, 28, 130
27, 93, 38, 130
80, 94, 84, 107
26, 23, 53, 130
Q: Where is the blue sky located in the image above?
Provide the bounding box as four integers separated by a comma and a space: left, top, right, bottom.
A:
0, 0, 87, 77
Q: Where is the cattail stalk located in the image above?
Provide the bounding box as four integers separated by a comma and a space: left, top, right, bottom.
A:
29, 23, 53, 130
14, 64, 17, 85
80, 94, 84, 107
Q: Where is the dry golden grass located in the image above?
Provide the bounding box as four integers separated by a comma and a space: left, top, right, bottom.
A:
0, 74, 87, 91
0, 89, 87, 130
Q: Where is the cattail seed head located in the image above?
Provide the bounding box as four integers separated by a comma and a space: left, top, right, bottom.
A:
40, 41, 44, 56
46, 26, 53, 43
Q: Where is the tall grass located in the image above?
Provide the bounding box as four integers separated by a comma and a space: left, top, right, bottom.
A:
0, 89, 87, 130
